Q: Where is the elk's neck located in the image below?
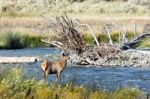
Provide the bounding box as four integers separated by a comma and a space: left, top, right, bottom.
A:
60, 59, 67, 68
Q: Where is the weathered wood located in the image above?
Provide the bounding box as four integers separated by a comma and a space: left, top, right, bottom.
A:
105, 25, 113, 45
75, 20, 100, 46
121, 33, 150, 50
51, 16, 87, 55
42, 16, 150, 66
0, 56, 38, 63
41, 39, 64, 49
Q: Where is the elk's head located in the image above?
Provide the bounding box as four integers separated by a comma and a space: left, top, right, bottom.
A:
61, 51, 70, 60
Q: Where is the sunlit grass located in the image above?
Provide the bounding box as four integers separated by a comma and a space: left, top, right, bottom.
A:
138, 38, 150, 48
0, 67, 146, 99
0, 31, 148, 49
83, 32, 139, 45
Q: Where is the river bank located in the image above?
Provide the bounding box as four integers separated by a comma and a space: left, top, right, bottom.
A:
70, 49, 150, 67
1, 48, 150, 93
0, 48, 149, 67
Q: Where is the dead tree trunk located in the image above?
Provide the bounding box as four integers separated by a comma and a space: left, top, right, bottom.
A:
121, 33, 150, 50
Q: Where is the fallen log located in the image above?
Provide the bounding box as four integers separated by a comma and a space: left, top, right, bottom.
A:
121, 33, 150, 50
0, 56, 39, 64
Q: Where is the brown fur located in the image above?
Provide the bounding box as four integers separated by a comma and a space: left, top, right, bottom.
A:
41, 55, 70, 81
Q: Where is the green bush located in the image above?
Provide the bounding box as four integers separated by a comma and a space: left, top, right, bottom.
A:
0, 32, 47, 49
83, 33, 95, 45
23, 35, 47, 48
111, 33, 120, 43
97, 34, 109, 43
2, 32, 25, 49
126, 32, 136, 40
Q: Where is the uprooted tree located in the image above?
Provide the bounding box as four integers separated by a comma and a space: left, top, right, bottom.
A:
41, 16, 120, 64
41, 16, 150, 65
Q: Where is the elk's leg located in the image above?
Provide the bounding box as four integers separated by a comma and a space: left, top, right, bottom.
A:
43, 71, 49, 80
56, 72, 61, 82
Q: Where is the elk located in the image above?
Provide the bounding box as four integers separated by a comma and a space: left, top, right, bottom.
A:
41, 53, 70, 81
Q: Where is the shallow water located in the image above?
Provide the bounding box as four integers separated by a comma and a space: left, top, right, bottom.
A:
0, 47, 60, 57
0, 48, 150, 92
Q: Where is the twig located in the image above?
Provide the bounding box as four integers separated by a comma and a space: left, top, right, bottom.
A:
105, 25, 113, 45
41, 39, 63, 49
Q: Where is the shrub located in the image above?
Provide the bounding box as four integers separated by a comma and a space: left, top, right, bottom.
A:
0, 32, 48, 49
97, 34, 109, 43
22, 34, 47, 48
2, 32, 25, 49
83, 33, 96, 45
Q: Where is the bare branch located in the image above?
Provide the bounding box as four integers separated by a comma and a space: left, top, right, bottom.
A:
41, 39, 63, 49
105, 25, 113, 45
75, 20, 100, 46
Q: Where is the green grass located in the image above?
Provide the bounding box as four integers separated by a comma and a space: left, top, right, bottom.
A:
22, 34, 47, 48
83, 32, 150, 48
0, 67, 146, 99
83, 32, 139, 45
1, 32, 24, 49
0, 32, 48, 49
126, 32, 136, 40
83, 33, 96, 45
138, 38, 150, 48
0, 32, 149, 49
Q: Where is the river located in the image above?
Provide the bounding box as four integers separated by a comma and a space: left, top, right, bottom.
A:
0, 48, 150, 92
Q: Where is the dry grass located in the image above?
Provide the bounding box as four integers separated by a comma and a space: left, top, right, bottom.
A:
0, 0, 150, 17
0, 17, 149, 48
0, 17, 149, 34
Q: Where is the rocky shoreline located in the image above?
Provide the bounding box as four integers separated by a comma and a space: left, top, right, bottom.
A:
0, 49, 149, 67
69, 50, 150, 67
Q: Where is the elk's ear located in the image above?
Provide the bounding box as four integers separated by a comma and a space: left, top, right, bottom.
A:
61, 50, 69, 56
41, 61, 48, 71
62, 53, 65, 57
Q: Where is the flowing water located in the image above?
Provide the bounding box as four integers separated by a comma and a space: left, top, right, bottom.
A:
0, 48, 150, 92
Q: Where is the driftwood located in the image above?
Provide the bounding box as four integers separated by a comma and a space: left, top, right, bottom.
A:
49, 16, 87, 55
41, 16, 120, 65
121, 24, 150, 50
42, 16, 150, 66
0, 57, 38, 64
75, 20, 100, 46
121, 33, 150, 50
